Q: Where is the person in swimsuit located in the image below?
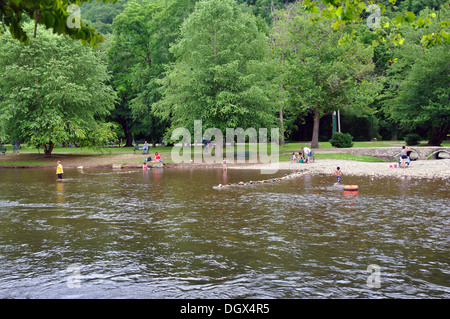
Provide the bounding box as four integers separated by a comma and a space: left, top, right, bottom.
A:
332, 167, 343, 185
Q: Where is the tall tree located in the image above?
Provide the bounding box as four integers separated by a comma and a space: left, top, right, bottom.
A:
108, 0, 197, 147
273, 4, 381, 148
155, 0, 281, 138
381, 7, 450, 145
389, 44, 449, 145
0, 24, 117, 155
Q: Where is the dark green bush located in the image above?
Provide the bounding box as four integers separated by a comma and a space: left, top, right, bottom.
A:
404, 133, 421, 146
329, 132, 354, 148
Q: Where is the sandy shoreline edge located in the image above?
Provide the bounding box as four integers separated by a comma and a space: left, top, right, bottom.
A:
1, 158, 449, 179
227, 159, 450, 180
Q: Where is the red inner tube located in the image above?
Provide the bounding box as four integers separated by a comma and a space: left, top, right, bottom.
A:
343, 185, 359, 191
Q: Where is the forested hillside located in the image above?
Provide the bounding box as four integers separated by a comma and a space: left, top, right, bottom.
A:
1, 0, 448, 152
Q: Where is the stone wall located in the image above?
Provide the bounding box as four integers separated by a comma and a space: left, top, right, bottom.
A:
316, 147, 450, 161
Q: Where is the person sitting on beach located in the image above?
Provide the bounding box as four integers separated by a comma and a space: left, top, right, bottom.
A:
143, 162, 148, 170
298, 152, 304, 163
153, 152, 162, 162
331, 167, 343, 185
142, 141, 149, 155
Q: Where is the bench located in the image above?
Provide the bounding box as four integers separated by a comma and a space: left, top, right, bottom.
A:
133, 145, 142, 154
0, 148, 6, 155
234, 151, 251, 159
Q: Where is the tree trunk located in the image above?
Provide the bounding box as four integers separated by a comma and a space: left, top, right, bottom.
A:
391, 123, 398, 141
125, 133, 133, 147
119, 120, 133, 147
279, 84, 285, 146
428, 122, 450, 146
311, 109, 321, 149
43, 141, 54, 157
279, 105, 285, 146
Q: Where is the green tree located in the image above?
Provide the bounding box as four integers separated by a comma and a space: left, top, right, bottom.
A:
389, 44, 449, 145
81, 0, 129, 35
0, 24, 117, 155
108, 0, 196, 147
155, 0, 281, 138
0, 0, 114, 47
237, 0, 298, 23
381, 7, 450, 144
300, 0, 449, 49
273, 5, 381, 148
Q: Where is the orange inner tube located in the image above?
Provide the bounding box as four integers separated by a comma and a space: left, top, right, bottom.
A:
343, 185, 359, 191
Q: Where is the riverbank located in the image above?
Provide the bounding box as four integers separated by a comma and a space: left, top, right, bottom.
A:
228, 159, 450, 180
1, 150, 449, 179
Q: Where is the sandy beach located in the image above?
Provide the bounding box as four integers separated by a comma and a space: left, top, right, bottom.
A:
2, 150, 449, 180
227, 159, 450, 180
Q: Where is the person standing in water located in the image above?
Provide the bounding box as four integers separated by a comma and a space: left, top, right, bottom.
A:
401, 145, 410, 168
332, 167, 343, 185
56, 161, 64, 181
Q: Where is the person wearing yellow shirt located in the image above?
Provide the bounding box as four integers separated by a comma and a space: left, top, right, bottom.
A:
56, 161, 64, 181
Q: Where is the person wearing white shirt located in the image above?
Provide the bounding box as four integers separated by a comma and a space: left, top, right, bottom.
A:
302, 147, 311, 163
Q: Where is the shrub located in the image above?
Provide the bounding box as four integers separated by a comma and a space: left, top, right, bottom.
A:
404, 133, 421, 146
329, 132, 354, 148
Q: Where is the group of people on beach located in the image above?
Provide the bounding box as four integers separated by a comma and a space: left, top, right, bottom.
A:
143, 152, 162, 170
291, 147, 312, 164
55, 144, 413, 182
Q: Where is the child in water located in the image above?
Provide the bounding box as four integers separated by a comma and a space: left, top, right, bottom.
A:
291, 152, 297, 163
332, 167, 343, 185
56, 161, 64, 181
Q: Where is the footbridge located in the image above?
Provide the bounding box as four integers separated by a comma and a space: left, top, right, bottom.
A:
319, 146, 450, 162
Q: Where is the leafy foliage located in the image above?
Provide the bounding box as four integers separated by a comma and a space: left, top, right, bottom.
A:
155, 0, 281, 139
330, 132, 353, 148
329, 132, 355, 148
271, 4, 381, 148
404, 133, 421, 145
0, 0, 116, 47
0, 24, 117, 155
108, 0, 197, 146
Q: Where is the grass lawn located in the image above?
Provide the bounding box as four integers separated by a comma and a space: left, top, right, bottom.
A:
0, 160, 54, 166
313, 153, 386, 162
278, 152, 386, 162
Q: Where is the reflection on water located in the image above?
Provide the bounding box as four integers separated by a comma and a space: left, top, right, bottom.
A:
0, 168, 449, 299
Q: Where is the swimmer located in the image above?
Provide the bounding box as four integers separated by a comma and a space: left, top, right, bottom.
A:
331, 167, 343, 185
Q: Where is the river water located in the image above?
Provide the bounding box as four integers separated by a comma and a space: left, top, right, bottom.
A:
0, 168, 448, 299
